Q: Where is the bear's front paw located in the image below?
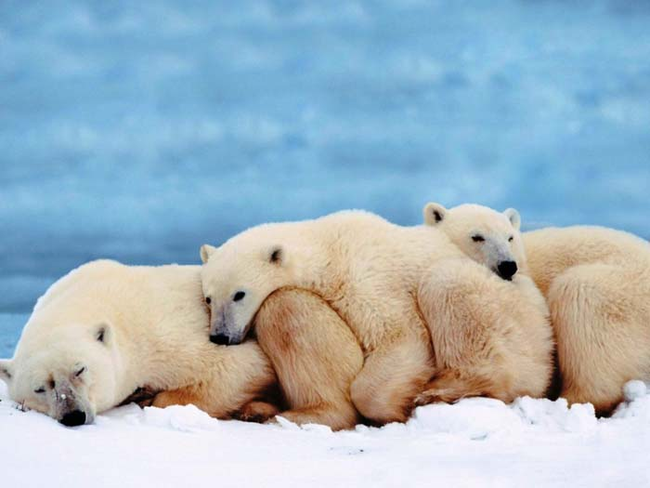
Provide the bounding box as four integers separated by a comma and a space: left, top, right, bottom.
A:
413, 390, 437, 407
232, 401, 280, 423
120, 386, 160, 407
413, 388, 458, 407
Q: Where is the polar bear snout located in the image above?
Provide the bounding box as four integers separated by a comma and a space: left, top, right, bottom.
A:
56, 402, 93, 426
209, 329, 246, 346
496, 260, 518, 281
209, 304, 249, 346
59, 409, 86, 427
208, 326, 246, 346
54, 381, 94, 426
209, 333, 231, 346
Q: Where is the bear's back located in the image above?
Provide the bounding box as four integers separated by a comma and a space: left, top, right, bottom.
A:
524, 226, 650, 267
23, 261, 206, 348
523, 225, 650, 296
314, 212, 462, 349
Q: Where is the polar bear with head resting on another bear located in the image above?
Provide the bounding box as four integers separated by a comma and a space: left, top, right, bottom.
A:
415, 203, 553, 405
200, 207, 554, 426
424, 202, 650, 415
423, 203, 525, 280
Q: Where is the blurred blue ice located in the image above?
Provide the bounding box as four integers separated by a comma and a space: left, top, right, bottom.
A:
1, 0, 649, 356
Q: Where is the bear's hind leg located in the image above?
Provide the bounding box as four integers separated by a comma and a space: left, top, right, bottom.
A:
350, 333, 434, 424
549, 264, 650, 415
255, 288, 364, 431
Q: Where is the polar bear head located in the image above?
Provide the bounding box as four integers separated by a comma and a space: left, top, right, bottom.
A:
423, 202, 526, 280
0, 319, 123, 427
200, 223, 307, 346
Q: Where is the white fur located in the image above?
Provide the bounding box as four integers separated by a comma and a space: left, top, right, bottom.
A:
1, 260, 275, 424
523, 225, 650, 413
201, 210, 465, 423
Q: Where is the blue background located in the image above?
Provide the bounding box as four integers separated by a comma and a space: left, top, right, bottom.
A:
1, 0, 649, 356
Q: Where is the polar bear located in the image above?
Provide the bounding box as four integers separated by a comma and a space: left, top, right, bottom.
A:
424, 204, 650, 414
200, 211, 465, 424
522, 226, 650, 414
418, 203, 554, 405
200, 209, 555, 425
0, 260, 278, 426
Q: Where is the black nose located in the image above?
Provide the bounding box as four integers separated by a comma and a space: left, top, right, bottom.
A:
210, 333, 230, 345
59, 410, 86, 427
497, 261, 518, 280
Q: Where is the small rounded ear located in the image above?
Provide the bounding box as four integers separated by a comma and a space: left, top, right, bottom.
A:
200, 244, 217, 264
0, 359, 13, 383
423, 202, 447, 226
504, 208, 521, 230
94, 322, 113, 346
268, 246, 283, 265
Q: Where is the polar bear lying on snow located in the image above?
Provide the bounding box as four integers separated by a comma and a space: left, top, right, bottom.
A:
416, 203, 553, 406
0, 261, 278, 426
424, 202, 650, 415
200, 208, 554, 426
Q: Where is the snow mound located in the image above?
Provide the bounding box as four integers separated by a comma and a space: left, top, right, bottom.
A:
512, 396, 597, 433
275, 415, 333, 434
409, 397, 522, 439
98, 403, 220, 432
403, 396, 598, 440
613, 380, 650, 421
140, 405, 220, 432
623, 380, 647, 402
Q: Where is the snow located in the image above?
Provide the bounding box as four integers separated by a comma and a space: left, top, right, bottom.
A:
623, 380, 648, 403
1, 379, 649, 487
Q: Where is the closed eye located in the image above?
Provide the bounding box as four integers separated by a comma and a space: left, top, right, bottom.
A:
471, 235, 485, 242
75, 366, 86, 377
34, 387, 45, 394
508, 236, 514, 242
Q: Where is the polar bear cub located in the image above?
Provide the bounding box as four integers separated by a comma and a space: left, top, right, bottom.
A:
423, 202, 525, 280
418, 202, 554, 405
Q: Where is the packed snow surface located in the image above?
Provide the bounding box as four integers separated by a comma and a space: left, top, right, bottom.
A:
1, 380, 649, 487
